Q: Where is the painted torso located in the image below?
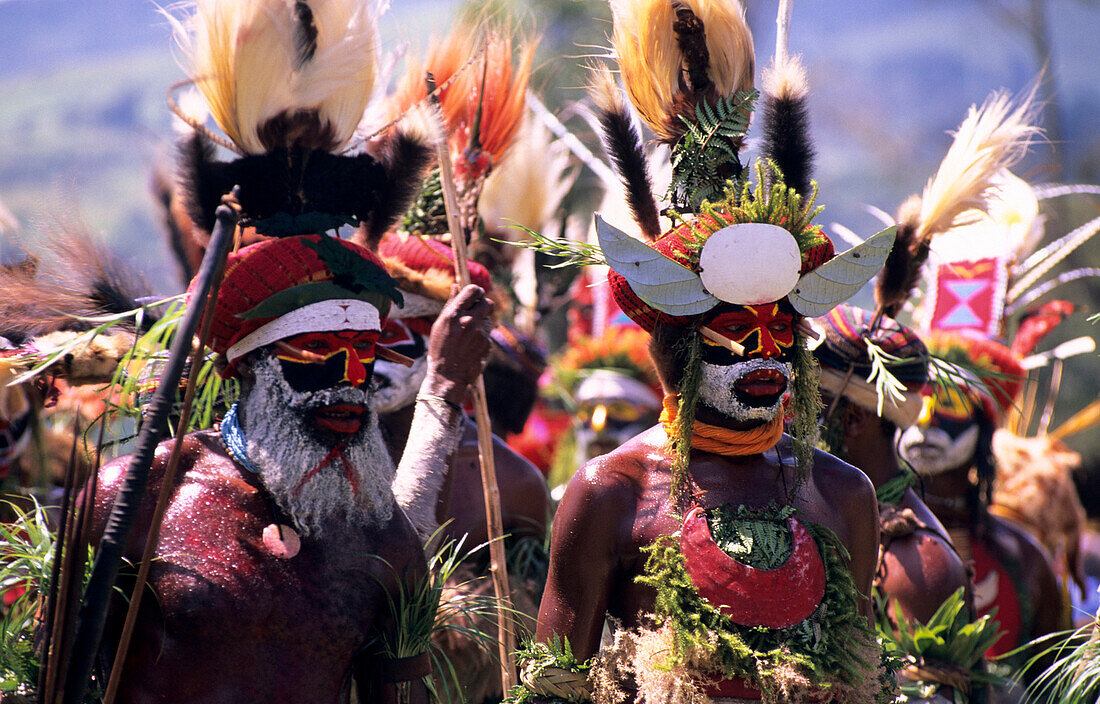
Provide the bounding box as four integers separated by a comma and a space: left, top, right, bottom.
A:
89, 431, 424, 704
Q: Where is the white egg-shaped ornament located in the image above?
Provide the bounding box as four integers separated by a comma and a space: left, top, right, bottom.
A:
698, 224, 802, 305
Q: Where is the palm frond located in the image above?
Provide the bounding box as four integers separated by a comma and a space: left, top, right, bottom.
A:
863, 340, 908, 418
1017, 622, 1100, 704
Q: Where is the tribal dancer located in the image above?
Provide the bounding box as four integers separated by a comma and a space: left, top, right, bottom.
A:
515, 2, 898, 701
878, 88, 1076, 676
814, 306, 991, 703
83, 1, 497, 701
374, 232, 551, 704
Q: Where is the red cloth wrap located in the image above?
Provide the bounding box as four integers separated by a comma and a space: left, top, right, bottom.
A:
194, 235, 389, 375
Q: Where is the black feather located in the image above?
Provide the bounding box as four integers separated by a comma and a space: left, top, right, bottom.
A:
874, 220, 928, 318
761, 90, 814, 199
596, 104, 662, 241
292, 1, 318, 68
357, 129, 434, 248
177, 131, 237, 235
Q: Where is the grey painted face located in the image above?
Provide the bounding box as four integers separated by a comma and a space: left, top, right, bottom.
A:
697, 357, 792, 423
239, 352, 395, 536
896, 423, 981, 476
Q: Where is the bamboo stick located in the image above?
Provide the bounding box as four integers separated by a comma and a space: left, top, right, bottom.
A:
426, 72, 518, 692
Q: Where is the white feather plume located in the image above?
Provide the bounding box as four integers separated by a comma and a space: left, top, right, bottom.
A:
167, 0, 386, 154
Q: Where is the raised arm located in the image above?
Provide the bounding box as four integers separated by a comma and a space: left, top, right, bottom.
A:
391, 284, 493, 539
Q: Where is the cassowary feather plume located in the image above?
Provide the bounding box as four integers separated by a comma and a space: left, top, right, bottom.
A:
875, 88, 1041, 317
588, 64, 662, 241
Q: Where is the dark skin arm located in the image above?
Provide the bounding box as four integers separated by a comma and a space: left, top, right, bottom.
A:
421, 284, 495, 407
535, 455, 635, 660
354, 529, 432, 704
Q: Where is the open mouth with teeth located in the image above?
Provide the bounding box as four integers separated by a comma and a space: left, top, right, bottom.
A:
312, 403, 366, 434
732, 368, 789, 408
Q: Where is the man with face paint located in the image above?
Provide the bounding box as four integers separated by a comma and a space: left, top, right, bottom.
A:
374, 233, 550, 704
897, 331, 1064, 666
814, 306, 981, 702
527, 185, 899, 700
89, 235, 494, 703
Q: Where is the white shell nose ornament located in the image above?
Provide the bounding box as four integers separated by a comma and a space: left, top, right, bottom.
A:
698, 224, 802, 305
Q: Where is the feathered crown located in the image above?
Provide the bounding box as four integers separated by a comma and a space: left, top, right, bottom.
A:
168, 0, 433, 242
391, 21, 535, 237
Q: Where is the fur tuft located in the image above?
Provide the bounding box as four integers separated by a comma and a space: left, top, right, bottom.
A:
358, 125, 436, 248
0, 222, 156, 345
166, 0, 385, 154
760, 54, 813, 197
176, 130, 236, 235
610, 0, 754, 142
874, 215, 927, 319
588, 64, 662, 241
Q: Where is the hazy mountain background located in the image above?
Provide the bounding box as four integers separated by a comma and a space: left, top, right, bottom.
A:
2, 0, 1100, 486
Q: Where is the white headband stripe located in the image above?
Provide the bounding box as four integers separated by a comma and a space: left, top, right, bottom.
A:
226, 299, 381, 363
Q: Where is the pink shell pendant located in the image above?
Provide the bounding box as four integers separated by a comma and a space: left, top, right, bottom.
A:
679, 507, 826, 628
262, 523, 301, 559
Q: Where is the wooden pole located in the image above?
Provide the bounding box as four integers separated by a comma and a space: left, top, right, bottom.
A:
103, 217, 232, 703
426, 72, 518, 692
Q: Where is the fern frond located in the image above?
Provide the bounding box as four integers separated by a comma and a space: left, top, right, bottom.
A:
499, 227, 606, 269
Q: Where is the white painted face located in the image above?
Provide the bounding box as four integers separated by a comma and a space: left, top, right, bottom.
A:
371, 293, 442, 414
238, 352, 396, 536
698, 358, 792, 423
573, 370, 662, 461
896, 423, 981, 476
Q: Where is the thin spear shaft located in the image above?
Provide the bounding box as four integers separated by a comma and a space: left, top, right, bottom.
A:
426, 73, 518, 692
61, 204, 238, 704
103, 226, 231, 704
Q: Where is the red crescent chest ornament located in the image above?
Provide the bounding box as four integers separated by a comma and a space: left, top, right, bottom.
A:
679, 507, 827, 629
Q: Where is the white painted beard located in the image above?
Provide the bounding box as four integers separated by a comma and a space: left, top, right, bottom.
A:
896, 423, 980, 476
370, 356, 428, 414
237, 353, 396, 537
697, 358, 792, 423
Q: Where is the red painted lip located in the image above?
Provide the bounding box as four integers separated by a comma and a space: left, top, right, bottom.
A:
313, 404, 365, 434
735, 369, 787, 397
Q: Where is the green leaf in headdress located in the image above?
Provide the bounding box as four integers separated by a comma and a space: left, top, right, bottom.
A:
299, 235, 404, 307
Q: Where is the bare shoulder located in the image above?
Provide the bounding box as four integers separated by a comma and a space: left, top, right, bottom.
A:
808, 445, 876, 509
561, 426, 665, 507
90, 433, 216, 537
990, 513, 1057, 570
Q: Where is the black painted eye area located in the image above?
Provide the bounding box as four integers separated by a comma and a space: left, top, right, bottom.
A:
279, 352, 375, 392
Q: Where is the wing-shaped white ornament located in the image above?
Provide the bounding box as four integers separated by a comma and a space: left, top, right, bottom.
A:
788, 226, 897, 317
595, 214, 718, 316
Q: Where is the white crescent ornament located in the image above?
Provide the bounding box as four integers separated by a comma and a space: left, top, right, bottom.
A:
698, 224, 802, 305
